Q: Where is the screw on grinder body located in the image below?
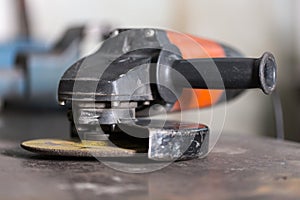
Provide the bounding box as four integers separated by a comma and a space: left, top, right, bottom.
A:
21, 28, 277, 161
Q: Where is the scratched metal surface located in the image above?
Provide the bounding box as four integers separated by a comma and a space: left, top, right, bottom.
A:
0, 108, 300, 200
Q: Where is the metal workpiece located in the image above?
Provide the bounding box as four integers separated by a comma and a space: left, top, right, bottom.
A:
147, 121, 209, 161
115, 119, 209, 161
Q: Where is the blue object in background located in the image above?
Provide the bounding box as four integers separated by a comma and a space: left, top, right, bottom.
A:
0, 38, 48, 68
25, 28, 84, 105
0, 26, 85, 108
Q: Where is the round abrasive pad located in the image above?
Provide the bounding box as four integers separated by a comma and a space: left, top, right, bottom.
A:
21, 139, 140, 157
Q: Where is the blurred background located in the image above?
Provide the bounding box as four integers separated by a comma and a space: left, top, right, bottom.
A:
0, 0, 298, 141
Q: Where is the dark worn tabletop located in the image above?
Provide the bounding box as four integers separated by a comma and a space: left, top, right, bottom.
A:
0, 108, 300, 200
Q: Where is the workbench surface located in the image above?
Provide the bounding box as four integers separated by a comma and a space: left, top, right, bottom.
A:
0, 108, 300, 200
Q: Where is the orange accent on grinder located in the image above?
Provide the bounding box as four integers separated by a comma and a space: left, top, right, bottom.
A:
166, 31, 226, 111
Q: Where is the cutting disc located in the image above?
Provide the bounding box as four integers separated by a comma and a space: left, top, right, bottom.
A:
21, 139, 143, 157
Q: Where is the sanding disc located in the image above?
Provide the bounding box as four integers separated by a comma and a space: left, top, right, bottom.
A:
21, 139, 141, 157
